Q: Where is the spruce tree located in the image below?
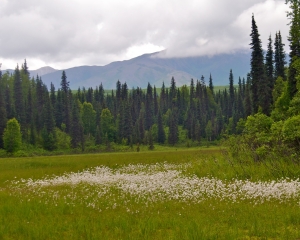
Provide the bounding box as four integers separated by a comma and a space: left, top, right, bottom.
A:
274, 31, 286, 80
265, 35, 275, 107
60, 71, 71, 133
266, 35, 274, 88
244, 74, 253, 116
157, 109, 165, 144
71, 101, 84, 150
250, 15, 270, 114
229, 69, 235, 117
286, 0, 300, 98
168, 109, 178, 145
0, 78, 7, 148
14, 65, 25, 125
145, 83, 153, 130
209, 73, 214, 94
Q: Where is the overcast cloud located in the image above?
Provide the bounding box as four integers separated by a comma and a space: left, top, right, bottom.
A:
0, 0, 290, 70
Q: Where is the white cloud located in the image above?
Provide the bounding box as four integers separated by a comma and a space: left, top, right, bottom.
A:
0, 0, 290, 70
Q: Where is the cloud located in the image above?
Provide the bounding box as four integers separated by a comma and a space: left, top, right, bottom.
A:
0, 0, 290, 70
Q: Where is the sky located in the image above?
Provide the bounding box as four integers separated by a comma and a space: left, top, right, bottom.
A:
0, 0, 290, 70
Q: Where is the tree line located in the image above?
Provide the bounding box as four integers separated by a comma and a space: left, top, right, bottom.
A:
0, 6, 296, 155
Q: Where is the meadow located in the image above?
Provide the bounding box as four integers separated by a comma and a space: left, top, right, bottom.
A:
1, 147, 300, 239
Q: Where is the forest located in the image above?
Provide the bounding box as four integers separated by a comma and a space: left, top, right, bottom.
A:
0, 6, 299, 161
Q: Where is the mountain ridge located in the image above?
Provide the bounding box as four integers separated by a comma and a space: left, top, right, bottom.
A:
3, 51, 251, 89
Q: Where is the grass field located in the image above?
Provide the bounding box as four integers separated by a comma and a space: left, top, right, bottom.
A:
1, 148, 300, 239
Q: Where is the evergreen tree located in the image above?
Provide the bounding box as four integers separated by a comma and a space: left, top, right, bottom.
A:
60, 71, 71, 133
157, 109, 165, 144
265, 35, 275, 107
0, 78, 7, 148
169, 77, 177, 107
266, 35, 275, 89
209, 73, 214, 93
55, 90, 63, 128
168, 109, 178, 145
145, 83, 153, 130
274, 31, 286, 80
286, 0, 300, 98
41, 91, 56, 151
244, 74, 253, 116
153, 86, 158, 117
137, 103, 146, 143
71, 101, 84, 150
14, 65, 25, 124
160, 82, 167, 113
250, 15, 270, 114
229, 69, 235, 117
95, 125, 102, 145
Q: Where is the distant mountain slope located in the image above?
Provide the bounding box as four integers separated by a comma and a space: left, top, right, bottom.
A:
3, 51, 251, 90
3, 66, 58, 77
30, 66, 58, 76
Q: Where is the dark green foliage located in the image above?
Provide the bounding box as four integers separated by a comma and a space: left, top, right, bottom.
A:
286, 0, 300, 98
70, 101, 84, 150
145, 83, 153, 130
13, 66, 25, 124
60, 71, 72, 133
266, 35, 274, 91
0, 77, 7, 148
209, 73, 214, 93
42, 126, 56, 151
250, 15, 267, 114
168, 109, 178, 145
95, 125, 102, 145
157, 109, 165, 144
250, 15, 265, 113
274, 31, 286, 80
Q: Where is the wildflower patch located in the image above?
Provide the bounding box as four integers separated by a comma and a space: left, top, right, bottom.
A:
8, 162, 300, 210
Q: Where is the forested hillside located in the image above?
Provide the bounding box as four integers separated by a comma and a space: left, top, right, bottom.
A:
0, 1, 299, 159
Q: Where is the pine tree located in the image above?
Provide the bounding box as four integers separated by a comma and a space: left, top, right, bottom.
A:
60, 71, 71, 133
71, 101, 84, 150
160, 82, 167, 113
22, 59, 30, 78
286, 0, 300, 98
169, 77, 177, 107
0, 77, 7, 148
95, 125, 102, 145
244, 74, 253, 116
250, 15, 270, 114
14, 65, 25, 125
153, 86, 158, 117
274, 31, 286, 80
229, 69, 235, 117
265, 35, 275, 107
209, 73, 214, 93
157, 109, 165, 144
145, 83, 153, 130
42, 91, 56, 151
168, 109, 178, 145
266, 35, 275, 89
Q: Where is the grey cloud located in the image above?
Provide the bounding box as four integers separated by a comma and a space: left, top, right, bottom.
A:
0, 0, 289, 69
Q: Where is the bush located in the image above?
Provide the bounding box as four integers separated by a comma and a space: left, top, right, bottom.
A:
3, 118, 22, 153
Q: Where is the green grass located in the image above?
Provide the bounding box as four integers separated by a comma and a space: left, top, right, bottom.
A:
1, 149, 300, 239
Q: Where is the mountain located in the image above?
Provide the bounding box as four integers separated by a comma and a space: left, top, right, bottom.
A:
2, 66, 58, 77
30, 66, 58, 76
3, 51, 251, 90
